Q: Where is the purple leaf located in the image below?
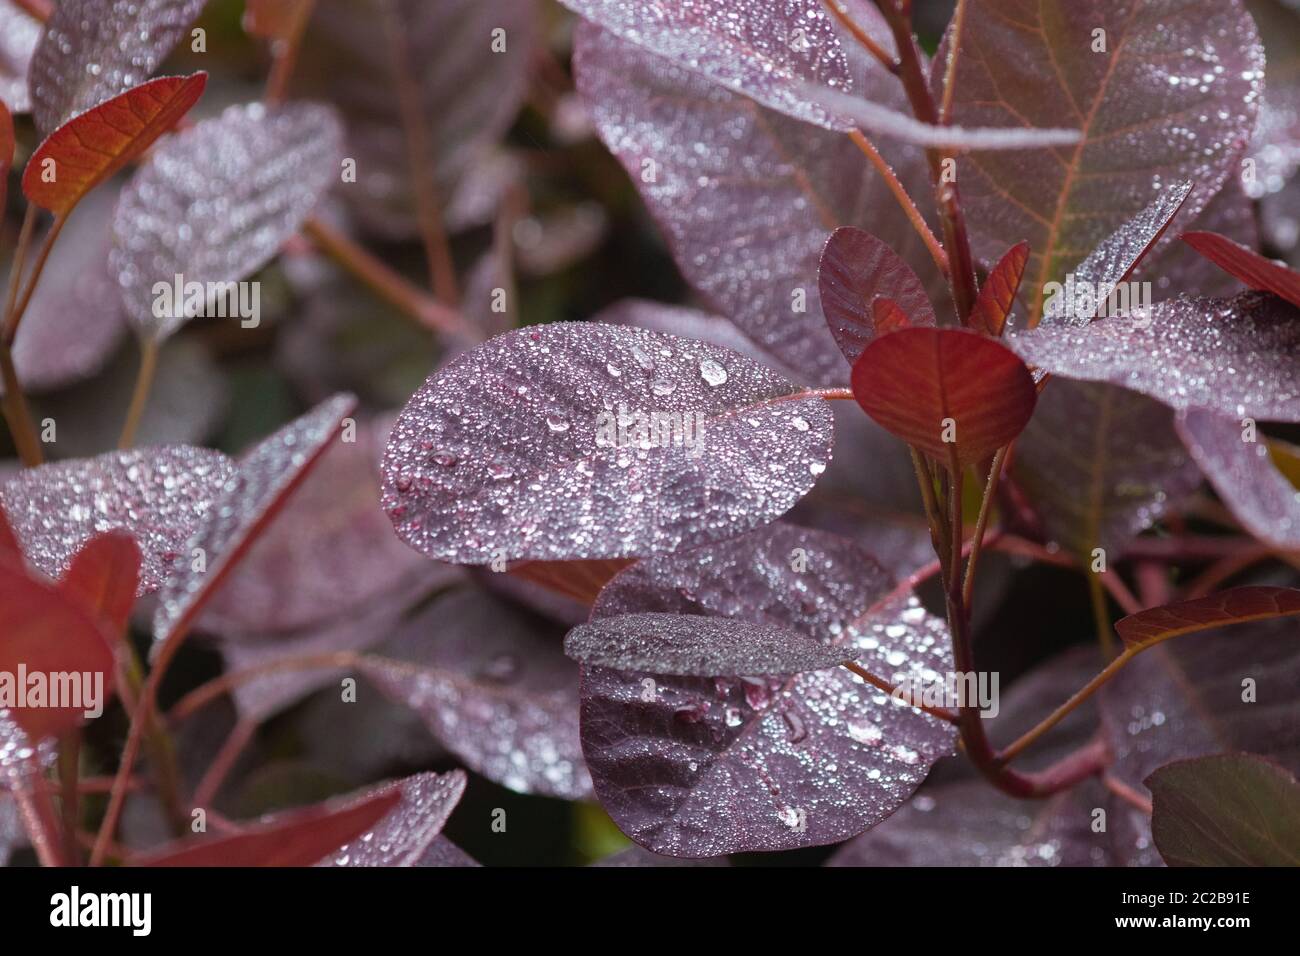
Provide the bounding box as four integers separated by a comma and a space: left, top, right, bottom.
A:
200, 414, 437, 636
943, 0, 1263, 327
291, 0, 537, 240
111, 102, 343, 342
382, 322, 834, 564
1100, 614, 1300, 794
595, 299, 790, 374
417, 836, 480, 868
581, 523, 956, 857
28, 0, 209, 135
818, 226, 936, 365
592, 846, 728, 867
152, 394, 358, 645
3, 187, 126, 396
1009, 292, 1300, 422
560, 0, 895, 130
1137, 176, 1258, 299
1011, 380, 1202, 559
1175, 408, 1300, 551
316, 771, 467, 867
565, 612, 859, 676
362, 588, 592, 799
0, 445, 234, 592
574, 23, 940, 383
1041, 181, 1193, 327
0, 1, 40, 114
1245, 0, 1300, 199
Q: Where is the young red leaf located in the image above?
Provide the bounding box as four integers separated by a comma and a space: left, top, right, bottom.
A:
1147, 754, 1300, 867
850, 327, 1038, 467
152, 394, 358, 647
1182, 230, 1300, 307
968, 241, 1028, 336
138, 786, 402, 867
22, 73, 207, 216
509, 558, 633, 606
871, 297, 911, 335
59, 531, 141, 638
1115, 586, 1300, 651
0, 560, 116, 742
818, 226, 936, 364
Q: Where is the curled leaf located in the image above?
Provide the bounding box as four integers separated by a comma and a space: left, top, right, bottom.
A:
968, 241, 1028, 336
22, 73, 208, 216
1115, 586, 1300, 650
850, 327, 1037, 467
1181, 229, 1300, 307
382, 323, 834, 564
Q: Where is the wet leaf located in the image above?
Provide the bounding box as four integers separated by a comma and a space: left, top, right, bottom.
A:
363, 587, 592, 799
111, 101, 343, 342
0, 559, 116, 742
850, 327, 1037, 467
139, 785, 401, 866
968, 241, 1029, 336
1099, 614, 1300, 793
0, 445, 235, 593
0, 1, 40, 114
22, 73, 208, 216
59, 531, 141, 637
574, 23, 940, 383
1175, 407, 1300, 551
1041, 182, 1193, 326
596, 299, 794, 374
1147, 753, 1300, 866
382, 323, 834, 564
1009, 292, 1300, 422
561, 0, 895, 130
1012, 380, 1202, 559
1117, 587, 1300, 650
290, 0, 536, 239
581, 523, 955, 857
417, 836, 480, 867
1139, 176, 1259, 299
200, 414, 435, 636
1181, 230, 1300, 306
565, 612, 859, 676
317, 771, 467, 867
818, 226, 936, 365
593, 846, 728, 867
943, 0, 1263, 326
152, 394, 357, 645
28, 0, 209, 135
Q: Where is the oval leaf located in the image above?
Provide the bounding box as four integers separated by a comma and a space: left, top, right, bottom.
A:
382, 322, 834, 564
1146, 754, 1300, 867
22, 73, 207, 216
564, 612, 859, 676
1175, 407, 1300, 551
580, 523, 956, 857
1116, 586, 1300, 650
818, 226, 936, 365
1010, 291, 1300, 422
152, 394, 357, 646
850, 326, 1037, 466
1182, 229, 1300, 307
968, 240, 1028, 336
111, 101, 342, 341
29, 0, 209, 135
0, 445, 235, 593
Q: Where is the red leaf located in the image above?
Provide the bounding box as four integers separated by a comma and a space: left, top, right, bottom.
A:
1181, 231, 1300, 308
1115, 586, 1300, 651
818, 226, 936, 365
0, 505, 19, 562
0, 560, 116, 742
968, 241, 1028, 336
871, 297, 911, 335
850, 327, 1038, 467
59, 532, 141, 639
509, 558, 633, 605
22, 73, 207, 216
139, 787, 402, 867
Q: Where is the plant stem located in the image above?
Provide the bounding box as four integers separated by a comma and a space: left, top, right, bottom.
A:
118, 337, 159, 448
4, 214, 67, 345
1103, 773, 1153, 815
1087, 569, 1116, 656
302, 216, 475, 340
169, 651, 365, 723
962, 445, 1008, 607
11, 0, 51, 21
840, 661, 958, 723
938, 0, 968, 124
12, 777, 64, 866
846, 130, 948, 275
2, 204, 37, 328
192, 718, 258, 809
262, 0, 316, 104
0, 345, 43, 465
59, 731, 83, 864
